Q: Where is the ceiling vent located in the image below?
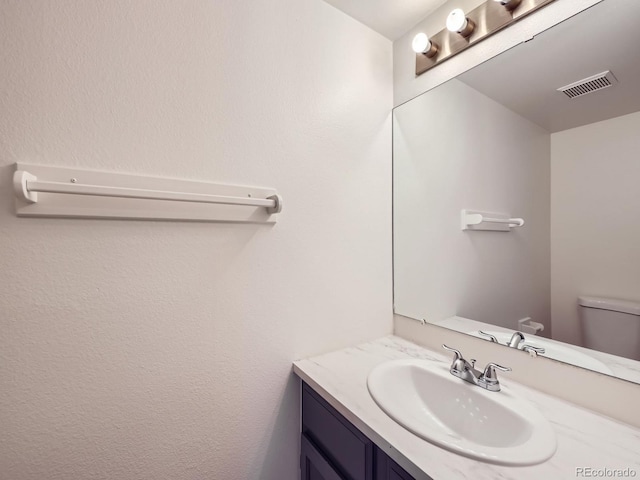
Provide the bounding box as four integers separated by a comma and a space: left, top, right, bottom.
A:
557, 71, 617, 99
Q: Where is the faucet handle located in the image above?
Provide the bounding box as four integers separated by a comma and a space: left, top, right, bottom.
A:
478, 330, 498, 343
482, 363, 511, 383
442, 344, 462, 359
522, 344, 545, 356
442, 344, 468, 372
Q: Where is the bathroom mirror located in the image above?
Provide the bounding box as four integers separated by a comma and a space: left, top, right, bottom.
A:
393, 0, 640, 384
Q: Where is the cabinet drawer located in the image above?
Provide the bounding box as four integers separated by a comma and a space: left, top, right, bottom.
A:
302, 383, 373, 480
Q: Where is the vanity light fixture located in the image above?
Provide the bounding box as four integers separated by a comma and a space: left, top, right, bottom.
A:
414, 0, 555, 76
446, 8, 475, 37
493, 0, 523, 11
411, 33, 438, 58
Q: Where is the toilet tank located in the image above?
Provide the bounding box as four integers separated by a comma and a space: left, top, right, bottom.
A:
578, 296, 640, 360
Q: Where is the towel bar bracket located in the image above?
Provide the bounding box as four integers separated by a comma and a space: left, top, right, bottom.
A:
14, 170, 38, 203
266, 194, 283, 214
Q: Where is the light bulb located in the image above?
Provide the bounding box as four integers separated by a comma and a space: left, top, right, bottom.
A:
412, 33, 430, 53
411, 33, 438, 58
493, 0, 522, 10
446, 8, 475, 37
446, 9, 466, 32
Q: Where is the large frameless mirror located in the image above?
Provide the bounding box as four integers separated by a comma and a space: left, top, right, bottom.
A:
393, 0, 640, 384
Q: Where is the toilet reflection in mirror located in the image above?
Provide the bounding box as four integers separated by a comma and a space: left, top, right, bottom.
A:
579, 297, 640, 361
392, 0, 640, 384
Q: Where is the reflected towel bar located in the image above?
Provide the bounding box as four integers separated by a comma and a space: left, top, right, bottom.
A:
468, 214, 524, 227
461, 209, 524, 231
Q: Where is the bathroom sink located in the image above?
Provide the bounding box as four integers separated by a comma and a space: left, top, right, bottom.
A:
367, 359, 557, 466
470, 330, 613, 375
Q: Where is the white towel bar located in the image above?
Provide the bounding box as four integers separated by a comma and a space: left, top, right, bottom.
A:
12, 163, 282, 223
15, 172, 281, 213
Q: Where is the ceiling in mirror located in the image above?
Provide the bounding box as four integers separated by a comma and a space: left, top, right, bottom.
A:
459, 0, 640, 132
392, 0, 640, 385
322, 0, 449, 39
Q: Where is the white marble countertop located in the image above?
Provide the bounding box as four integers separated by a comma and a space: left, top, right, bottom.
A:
293, 336, 640, 480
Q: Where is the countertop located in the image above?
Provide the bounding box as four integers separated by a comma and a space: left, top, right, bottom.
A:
293, 336, 640, 480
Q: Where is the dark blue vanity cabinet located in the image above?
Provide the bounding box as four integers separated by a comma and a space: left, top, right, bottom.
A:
301, 382, 417, 480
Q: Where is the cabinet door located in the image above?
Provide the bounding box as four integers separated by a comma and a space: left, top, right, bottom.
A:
301, 434, 346, 480
375, 448, 417, 480
302, 383, 373, 480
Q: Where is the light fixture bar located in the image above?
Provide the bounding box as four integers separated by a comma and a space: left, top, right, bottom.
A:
414, 0, 555, 76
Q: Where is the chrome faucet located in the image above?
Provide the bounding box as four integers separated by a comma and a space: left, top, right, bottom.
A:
442, 345, 511, 392
478, 330, 546, 356
507, 331, 525, 348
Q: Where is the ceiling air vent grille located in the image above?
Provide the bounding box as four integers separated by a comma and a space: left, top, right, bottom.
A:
557, 71, 617, 99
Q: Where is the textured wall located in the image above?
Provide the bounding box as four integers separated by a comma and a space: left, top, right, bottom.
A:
393, 79, 550, 331
0, 1, 393, 479
551, 111, 640, 346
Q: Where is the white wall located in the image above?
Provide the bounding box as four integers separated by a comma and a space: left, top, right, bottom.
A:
0, 1, 393, 479
393, 0, 602, 107
551, 111, 640, 346
393, 79, 550, 332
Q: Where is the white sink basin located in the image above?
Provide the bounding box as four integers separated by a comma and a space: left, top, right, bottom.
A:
470, 330, 613, 375
367, 359, 557, 466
